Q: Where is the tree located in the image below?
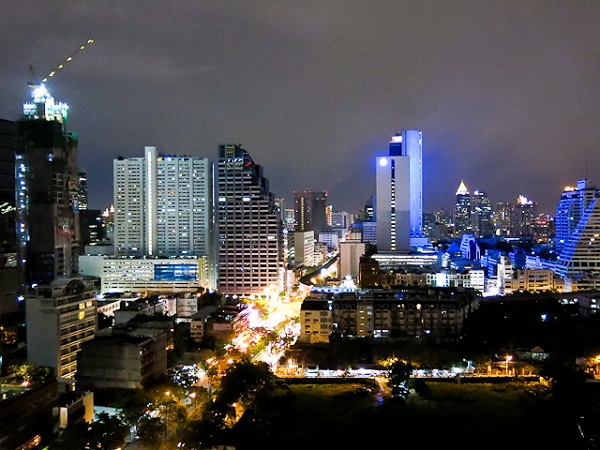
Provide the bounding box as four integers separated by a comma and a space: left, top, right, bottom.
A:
387, 360, 414, 387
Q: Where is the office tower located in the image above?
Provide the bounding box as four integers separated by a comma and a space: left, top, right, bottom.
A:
216, 144, 284, 298
293, 190, 328, 236
77, 170, 88, 211
471, 190, 493, 237
0, 119, 20, 318
79, 209, 106, 250
17, 84, 81, 287
454, 180, 471, 237
510, 195, 537, 236
492, 202, 511, 236
113, 146, 214, 261
554, 179, 600, 291
376, 130, 426, 252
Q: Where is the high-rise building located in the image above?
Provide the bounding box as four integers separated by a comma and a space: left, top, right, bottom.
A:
113, 146, 215, 284
510, 195, 537, 236
293, 190, 328, 236
454, 180, 471, 237
470, 190, 493, 237
553, 180, 600, 291
376, 130, 426, 252
216, 144, 284, 299
0, 119, 20, 318
17, 84, 81, 287
493, 202, 511, 236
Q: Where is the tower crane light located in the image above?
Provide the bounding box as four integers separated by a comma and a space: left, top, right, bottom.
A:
27, 38, 94, 88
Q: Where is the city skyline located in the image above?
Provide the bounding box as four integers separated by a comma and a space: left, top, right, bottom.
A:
2, 2, 600, 215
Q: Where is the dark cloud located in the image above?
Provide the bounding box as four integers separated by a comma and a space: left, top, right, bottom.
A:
2, 1, 599, 215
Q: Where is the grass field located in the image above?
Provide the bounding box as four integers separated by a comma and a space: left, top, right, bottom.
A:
229, 381, 584, 450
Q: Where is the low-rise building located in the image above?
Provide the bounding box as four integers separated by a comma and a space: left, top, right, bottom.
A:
299, 286, 480, 343
76, 323, 171, 389
299, 294, 333, 344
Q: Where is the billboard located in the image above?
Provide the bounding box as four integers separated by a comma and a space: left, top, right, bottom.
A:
154, 264, 198, 281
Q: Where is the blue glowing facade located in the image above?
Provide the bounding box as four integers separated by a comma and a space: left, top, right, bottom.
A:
376, 130, 426, 252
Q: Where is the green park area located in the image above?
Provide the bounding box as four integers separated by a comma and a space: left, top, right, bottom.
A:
228, 380, 582, 450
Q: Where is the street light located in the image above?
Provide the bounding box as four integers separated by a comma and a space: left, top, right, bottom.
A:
505, 355, 513, 375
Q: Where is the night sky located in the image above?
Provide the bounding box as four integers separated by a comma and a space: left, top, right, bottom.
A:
2, 1, 599, 216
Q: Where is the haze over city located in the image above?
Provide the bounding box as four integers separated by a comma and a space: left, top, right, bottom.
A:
2, 1, 600, 215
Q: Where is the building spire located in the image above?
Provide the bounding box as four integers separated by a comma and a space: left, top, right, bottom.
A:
456, 180, 469, 196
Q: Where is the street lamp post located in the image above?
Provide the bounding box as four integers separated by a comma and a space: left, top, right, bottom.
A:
505, 355, 513, 375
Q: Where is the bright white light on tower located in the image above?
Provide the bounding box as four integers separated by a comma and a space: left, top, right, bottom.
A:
379, 157, 388, 167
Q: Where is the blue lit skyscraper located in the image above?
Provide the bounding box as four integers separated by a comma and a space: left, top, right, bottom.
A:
376, 130, 427, 252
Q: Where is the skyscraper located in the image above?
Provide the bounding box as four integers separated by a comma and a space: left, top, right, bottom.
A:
0, 119, 20, 318
471, 190, 493, 237
554, 179, 600, 291
293, 190, 328, 236
17, 84, 81, 287
217, 144, 284, 299
510, 195, 537, 237
376, 130, 426, 252
19, 83, 97, 380
454, 180, 471, 237
113, 146, 215, 285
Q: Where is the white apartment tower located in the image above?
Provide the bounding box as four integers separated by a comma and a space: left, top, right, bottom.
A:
376, 130, 426, 252
217, 144, 284, 299
113, 147, 214, 283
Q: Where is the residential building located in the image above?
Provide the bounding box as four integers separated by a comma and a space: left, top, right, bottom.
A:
300, 287, 480, 341
113, 146, 215, 287
26, 277, 97, 379
216, 144, 284, 299
299, 293, 333, 343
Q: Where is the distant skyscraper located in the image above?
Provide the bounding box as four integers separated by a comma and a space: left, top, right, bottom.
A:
470, 190, 493, 237
376, 130, 426, 252
454, 180, 471, 237
493, 202, 511, 236
17, 84, 81, 287
293, 190, 328, 236
510, 195, 537, 236
216, 144, 284, 298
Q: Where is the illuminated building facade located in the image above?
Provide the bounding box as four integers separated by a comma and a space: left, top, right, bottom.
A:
471, 190, 493, 237
510, 195, 537, 236
554, 179, 600, 291
376, 130, 426, 252
26, 277, 97, 379
113, 146, 215, 288
454, 180, 471, 237
216, 144, 284, 298
16, 84, 81, 287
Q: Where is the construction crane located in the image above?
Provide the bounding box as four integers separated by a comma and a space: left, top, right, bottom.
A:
27, 38, 94, 89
